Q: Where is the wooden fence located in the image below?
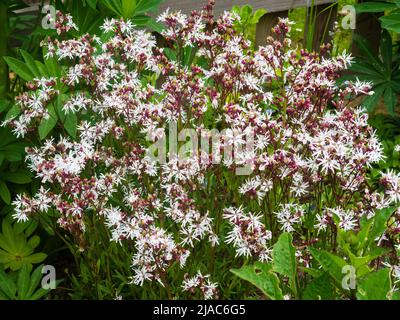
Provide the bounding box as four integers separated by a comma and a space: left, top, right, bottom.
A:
20, 0, 382, 53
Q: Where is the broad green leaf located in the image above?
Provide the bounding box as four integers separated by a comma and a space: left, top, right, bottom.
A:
367, 206, 397, 248
272, 233, 297, 282
0, 180, 11, 204
38, 105, 58, 140
2, 171, 32, 184
309, 248, 347, 287
251, 9, 267, 24
303, 273, 335, 300
231, 262, 283, 300
64, 113, 77, 139
380, 13, 400, 33
3, 56, 33, 81
356, 268, 391, 300
20, 49, 40, 77
4, 104, 21, 122
355, 2, 396, 13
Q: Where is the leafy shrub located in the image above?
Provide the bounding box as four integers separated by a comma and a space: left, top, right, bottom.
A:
2, 0, 400, 299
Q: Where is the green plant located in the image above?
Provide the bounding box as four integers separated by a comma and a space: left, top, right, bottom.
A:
0, 264, 56, 300
231, 207, 400, 300
0, 219, 46, 271
343, 30, 400, 114
231, 5, 266, 46
355, 0, 400, 33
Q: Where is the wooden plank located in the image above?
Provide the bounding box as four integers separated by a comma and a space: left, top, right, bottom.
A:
255, 10, 288, 48
310, 3, 338, 51
160, 0, 336, 15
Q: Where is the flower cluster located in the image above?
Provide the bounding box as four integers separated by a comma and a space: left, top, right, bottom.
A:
182, 271, 219, 299
6, 1, 400, 297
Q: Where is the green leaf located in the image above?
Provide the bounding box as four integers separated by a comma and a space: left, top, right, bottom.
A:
20, 50, 40, 77
362, 84, 385, 112
380, 30, 392, 73
272, 232, 297, 296
251, 9, 267, 24
272, 233, 296, 278
355, 2, 396, 13
230, 262, 283, 300
27, 264, 44, 298
2, 171, 32, 184
309, 248, 347, 287
131, 14, 151, 26
384, 86, 397, 115
85, 0, 98, 10
23, 253, 47, 264
3, 56, 33, 81
29, 287, 51, 300
135, 0, 163, 14
367, 206, 397, 248
356, 268, 391, 300
64, 113, 77, 139
38, 105, 58, 140
17, 265, 31, 300
100, 0, 123, 16
0, 268, 16, 299
303, 273, 335, 300
4, 104, 22, 122
27, 235, 40, 249
380, 13, 400, 33
121, 0, 137, 18
0, 100, 10, 114
353, 34, 382, 69
0, 180, 11, 204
